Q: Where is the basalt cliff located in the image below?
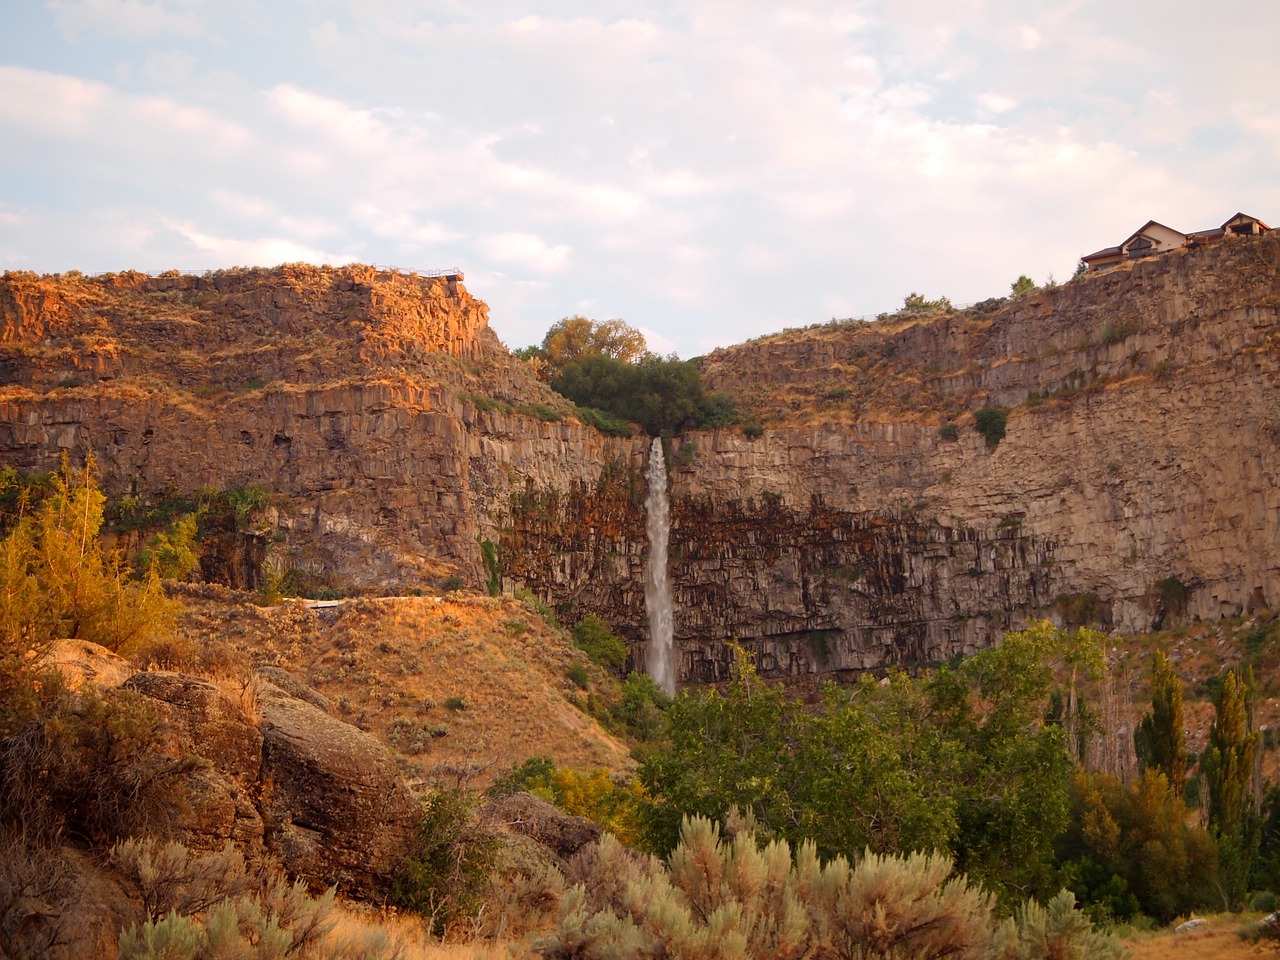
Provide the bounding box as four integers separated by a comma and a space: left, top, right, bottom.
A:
2, 237, 1278, 682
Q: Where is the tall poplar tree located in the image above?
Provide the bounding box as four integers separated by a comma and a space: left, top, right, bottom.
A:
1202, 668, 1261, 907
1133, 650, 1188, 797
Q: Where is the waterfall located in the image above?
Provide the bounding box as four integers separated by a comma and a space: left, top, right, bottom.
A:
644, 436, 676, 696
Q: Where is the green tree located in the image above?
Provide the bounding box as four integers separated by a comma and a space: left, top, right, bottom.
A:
974, 406, 1009, 448
552, 353, 734, 436
571, 615, 628, 674
639, 624, 1086, 905
1201, 668, 1260, 908
901, 292, 953, 313
534, 316, 649, 380
135, 513, 201, 581
1133, 649, 1187, 797
1058, 769, 1217, 923
1010, 275, 1037, 297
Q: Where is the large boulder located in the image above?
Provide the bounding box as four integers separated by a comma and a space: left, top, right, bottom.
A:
122, 671, 263, 783
37, 639, 133, 690
257, 683, 419, 897
482, 791, 602, 862
121, 671, 265, 854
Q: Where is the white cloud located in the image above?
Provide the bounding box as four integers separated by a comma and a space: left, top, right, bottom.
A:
976, 93, 1017, 115
47, 0, 203, 40
478, 232, 571, 274
162, 220, 346, 267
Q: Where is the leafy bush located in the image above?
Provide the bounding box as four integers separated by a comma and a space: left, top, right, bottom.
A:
479, 538, 501, 596
567, 661, 589, 690
573, 406, 633, 437
0, 683, 196, 845
1155, 575, 1190, 622
1057, 769, 1218, 922
115, 850, 350, 960
571, 616, 628, 674
134, 513, 201, 581
974, 406, 1009, 447
640, 623, 1090, 905
0, 835, 76, 960
993, 890, 1125, 960
389, 790, 497, 937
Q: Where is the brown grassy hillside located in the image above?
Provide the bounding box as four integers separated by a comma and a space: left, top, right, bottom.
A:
174, 588, 632, 789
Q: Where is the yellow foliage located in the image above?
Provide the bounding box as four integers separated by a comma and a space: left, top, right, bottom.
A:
529, 767, 647, 847
0, 456, 178, 657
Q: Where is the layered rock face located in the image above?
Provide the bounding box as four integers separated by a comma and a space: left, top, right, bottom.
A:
2, 239, 1278, 682
0, 265, 634, 589
506, 235, 1280, 679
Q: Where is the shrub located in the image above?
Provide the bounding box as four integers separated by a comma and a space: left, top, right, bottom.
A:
116, 868, 343, 960
940, 422, 959, 441
1155, 575, 1190, 621
567, 661, 590, 690
571, 616, 628, 674
974, 406, 1009, 447
574, 406, 633, 437
0, 683, 196, 845
479, 539, 501, 596
0, 456, 179, 656
111, 838, 257, 923
538, 817, 996, 960
0, 835, 76, 960
993, 890, 1125, 960
440, 574, 465, 593
389, 790, 497, 937
443, 696, 467, 711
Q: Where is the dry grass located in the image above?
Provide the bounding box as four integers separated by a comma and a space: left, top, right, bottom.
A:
327, 905, 529, 959
175, 591, 632, 789
1123, 916, 1275, 960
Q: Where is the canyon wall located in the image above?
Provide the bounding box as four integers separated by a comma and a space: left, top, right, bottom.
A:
505, 235, 1280, 679
2, 239, 1278, 683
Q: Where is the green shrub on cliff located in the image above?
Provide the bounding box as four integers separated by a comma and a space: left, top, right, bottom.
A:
974, 405, 1009, 447
572, 616, 628, 673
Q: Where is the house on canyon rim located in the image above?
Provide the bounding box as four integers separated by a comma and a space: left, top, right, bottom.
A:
1081, 212, 1271, 270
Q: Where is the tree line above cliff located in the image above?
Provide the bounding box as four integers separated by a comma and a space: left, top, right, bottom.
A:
516, 316, 739, 436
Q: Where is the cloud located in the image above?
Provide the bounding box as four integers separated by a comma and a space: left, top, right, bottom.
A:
477, 232, 571, 274
47, 0, 203, 40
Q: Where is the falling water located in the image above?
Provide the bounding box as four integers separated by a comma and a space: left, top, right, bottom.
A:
644, 437, 676, 696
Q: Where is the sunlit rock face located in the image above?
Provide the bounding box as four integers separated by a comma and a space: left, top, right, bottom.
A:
3, 235, 1279, 682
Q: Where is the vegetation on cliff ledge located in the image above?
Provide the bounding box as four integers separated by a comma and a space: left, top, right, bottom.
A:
518, 315, 738, 435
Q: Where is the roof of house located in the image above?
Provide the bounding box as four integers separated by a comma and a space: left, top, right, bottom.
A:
1083, 212, 1271, 265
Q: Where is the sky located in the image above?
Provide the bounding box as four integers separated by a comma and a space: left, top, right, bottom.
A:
2, 2, 1278, 358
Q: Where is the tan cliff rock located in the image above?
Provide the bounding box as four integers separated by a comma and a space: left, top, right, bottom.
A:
506, 235, 1280, 678
1, 239, 1277, 683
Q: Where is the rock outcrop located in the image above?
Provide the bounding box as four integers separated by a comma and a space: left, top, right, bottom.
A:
107, 668, 417, 897
257, 682, 419, 897
3, 237, 1278, 682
